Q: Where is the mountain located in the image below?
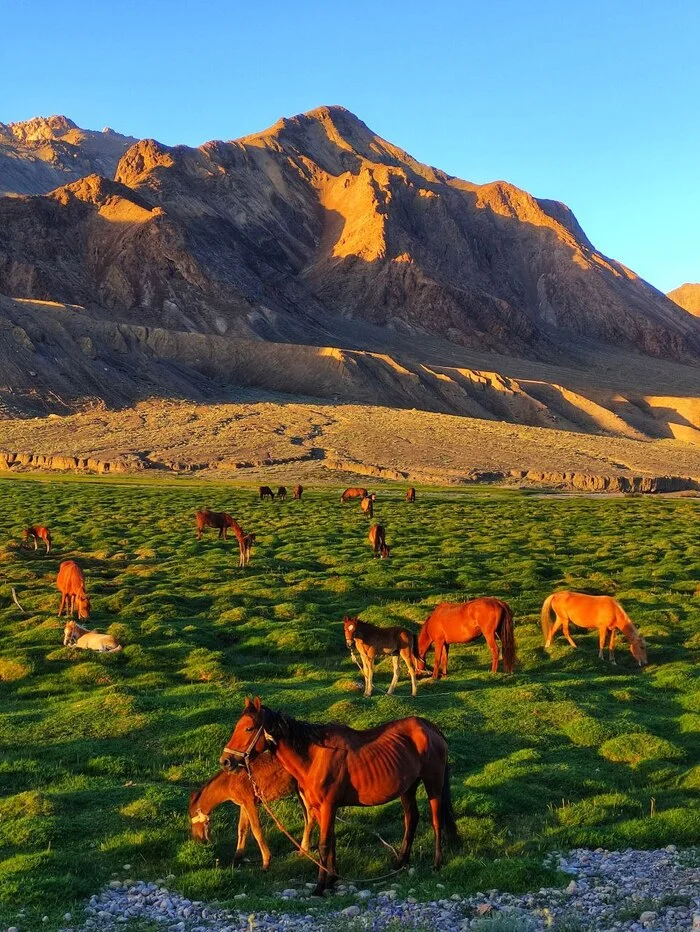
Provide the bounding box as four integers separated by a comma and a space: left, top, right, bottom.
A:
668, 283, 700, 317
0, 115, 136, 196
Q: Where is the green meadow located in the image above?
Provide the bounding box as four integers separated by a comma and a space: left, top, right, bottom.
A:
0, 476, 698, 929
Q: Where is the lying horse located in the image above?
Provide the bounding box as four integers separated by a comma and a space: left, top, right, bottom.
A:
406, 487, 416, 503
63, 619, 121, 652
56, 560, 91, 620
23, 525, 52, 553
541, 591, 648, 665
344, 615, 417, 696
368, 524, 390, 558
417, 597, 515, 678
277, 486, 287, 501
196, 509, 238, 541
340, 487, 368, 503
221, 697, 458, 896
360, 495, 374, 518
259, 486, 275, 501
293, 484, 303, 500
189, 753, 313, 869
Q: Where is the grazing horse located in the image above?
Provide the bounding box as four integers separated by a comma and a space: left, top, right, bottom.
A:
259, 486, 275, 501
360, 496, 374, 518
344, 616, 417, 697
541, 591, 648, 666
56, 560, 91, 620
196, 509, 237, 541
277, 486, 287, 502
368, 524, 390, 558
406, 487, 416, 503
63, 620, 121, 652
340, 487, 368, 503
23, 525, 52, 553
220, 697, 458, 896
417, 598, 515, 678
293, 484, 303, 500
189, 754, 314, 870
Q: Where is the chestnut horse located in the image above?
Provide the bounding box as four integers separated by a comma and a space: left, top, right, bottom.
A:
340, 487, 368, 503
368, 524, 390, 558
541, 591, 648, 666
23, 525, 52, 553
344, 616, 417, 696
63, 620, 121, 652
56, 560, 91, 620
406, 487, 416, 503
360, 496, 374, 518
293, 484, 303, 500
220, 698, 458, 896
196, 509, 237, 540
417, 598, 515, 678
189, 754, 314, 869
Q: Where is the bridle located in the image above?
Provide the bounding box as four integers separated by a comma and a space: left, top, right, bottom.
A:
222, 723, 267, 772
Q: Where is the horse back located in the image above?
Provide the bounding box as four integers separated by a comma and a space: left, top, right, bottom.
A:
553, 591, 620, 628
57, 560, 84, 593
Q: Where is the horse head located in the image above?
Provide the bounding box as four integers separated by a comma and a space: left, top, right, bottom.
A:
630, 633, 648, 666
380, 544, 391, 559
63, 620, 77, 646
188, 791, 211, 843
76, 591, 91, 620
343, 615, 358, 649
220, 696, 270, 770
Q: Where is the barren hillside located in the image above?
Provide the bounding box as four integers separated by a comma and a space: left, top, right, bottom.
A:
668, 283, 700, 316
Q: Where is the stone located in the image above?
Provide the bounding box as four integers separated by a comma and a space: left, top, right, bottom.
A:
566, 880, 578, 894
341, 905, 361, 918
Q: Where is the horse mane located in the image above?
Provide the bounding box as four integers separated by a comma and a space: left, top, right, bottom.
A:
263, 707, 347, 756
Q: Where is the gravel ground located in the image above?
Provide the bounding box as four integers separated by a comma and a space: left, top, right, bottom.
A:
7, 847, 699, 932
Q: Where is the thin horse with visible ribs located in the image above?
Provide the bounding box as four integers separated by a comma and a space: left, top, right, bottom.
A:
220, 697, 458, 896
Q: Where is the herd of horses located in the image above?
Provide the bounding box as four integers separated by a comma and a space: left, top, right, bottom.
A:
18, 485, 651, 893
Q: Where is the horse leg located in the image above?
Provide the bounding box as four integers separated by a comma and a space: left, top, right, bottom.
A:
401, 648, 418, 697
245, 803, 272, 870
432, 638, 445, 679
387, 655, 400, 695
313, 804, 337, 896
58, 593, 66, 617
484, 631, 500, 673
233, 807, 250, 866
428, 794, 443, 869
33, 537, 38, 551
396, 782, 420, 867
608, 627, 617, 664
442, 642, 450, 677
299, 793, 315, 854
598, 625, 607, 660
561, 616, 577, 649
545, 613, 565, 648
365, 654, 375, 697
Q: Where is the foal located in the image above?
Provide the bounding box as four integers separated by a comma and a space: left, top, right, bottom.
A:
23, 525, 52, 553
344, 615, 418, 697
368, 524, 390, 558
189, 753, 313, 870
63, 620, 121, 652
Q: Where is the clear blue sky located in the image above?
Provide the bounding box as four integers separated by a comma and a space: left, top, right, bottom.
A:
2, 0, 698, 292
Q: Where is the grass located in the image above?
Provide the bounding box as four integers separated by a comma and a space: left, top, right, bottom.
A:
0, 476, 698, 929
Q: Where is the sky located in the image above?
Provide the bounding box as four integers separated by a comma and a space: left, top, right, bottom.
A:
1, 0, 698, 292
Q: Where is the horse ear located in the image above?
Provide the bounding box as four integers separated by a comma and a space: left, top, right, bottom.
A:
253, 696, 261, 711
243, 696, 252, 709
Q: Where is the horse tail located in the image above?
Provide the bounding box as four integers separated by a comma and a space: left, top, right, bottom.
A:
441, 762, 460, 846
540, 594, 555, 643
497, 602, 516, 674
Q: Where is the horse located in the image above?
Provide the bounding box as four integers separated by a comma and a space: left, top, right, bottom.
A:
406, 488, 416, 503
56, 560, 91, 620
541, 591, 648, 666
293, 484, 303, 500
340, 487, 368, 503
22, 525, 52, 553
189, 753, 314, 870
259, 486, 275, 501
417, 598, 515, 679
360, 496, 374, 518
368, 524, 390, 558
195, 509, 237, 541
344, 616, 418, 697
277, 486, 287, 502
63, 620, 121, 652
220, 697, 458, 896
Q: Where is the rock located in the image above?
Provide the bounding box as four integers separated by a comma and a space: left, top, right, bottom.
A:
475, 904, 493, 916
639, 911, 657, 924
566, 880, 578, 894
341, 904, 361, 917
280, 889, 298, 898
356, 889, 372, 899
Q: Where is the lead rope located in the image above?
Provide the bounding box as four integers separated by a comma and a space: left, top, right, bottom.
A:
243, 762, 406, 885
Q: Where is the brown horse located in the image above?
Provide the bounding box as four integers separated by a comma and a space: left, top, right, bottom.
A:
360, 496, 374, 518
293, 484, 303, 500
368, 524, 390, 558
220, 698, 458, 896
196, 510, 237, 540
406, 487, 416, 503
340, 487, 368, 503
23, 525, 52, 553
277, 486, 287, 502
189, 754, 314, 869
417, 598, 515, 678
56, 560, 91, 620
541, 591, 648, 666
344, 616, 418, 697
259, 486, 275, 501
